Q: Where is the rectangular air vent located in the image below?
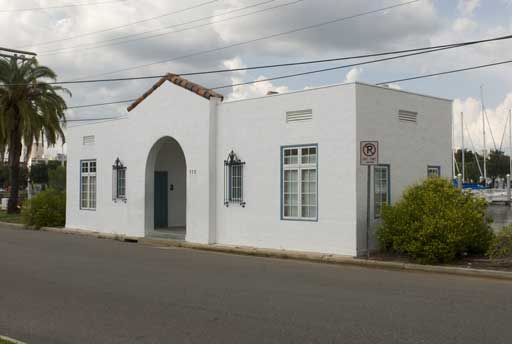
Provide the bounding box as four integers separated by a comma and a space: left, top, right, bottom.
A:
398, 110, 418, 123
83, 135, 95, 145
286, 109, 313, 123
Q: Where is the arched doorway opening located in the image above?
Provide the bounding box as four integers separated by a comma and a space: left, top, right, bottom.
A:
145, 137, 187, 239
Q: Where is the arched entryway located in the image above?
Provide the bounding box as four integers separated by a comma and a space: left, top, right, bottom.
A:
145, 136, 187, 239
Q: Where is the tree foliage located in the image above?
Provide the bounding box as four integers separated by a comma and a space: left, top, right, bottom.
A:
0, 57, 70, 212
48, 165, 66, 191
30, 162, 48, 184
0, 163, 28, 190
455, 149, 511, 181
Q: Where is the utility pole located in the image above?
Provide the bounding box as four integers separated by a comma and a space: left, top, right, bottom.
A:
509, 109, 511, 176
0, 46, 37, 61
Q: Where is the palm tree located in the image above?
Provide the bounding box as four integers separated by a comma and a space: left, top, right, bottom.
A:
0, 57, 70, 213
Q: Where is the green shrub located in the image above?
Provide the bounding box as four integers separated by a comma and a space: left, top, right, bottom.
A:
487, 225, 512, 259
48, 165, 66, 191
22, 188, 65, 228
378, 178, 494, 264
30, 162, 49, 184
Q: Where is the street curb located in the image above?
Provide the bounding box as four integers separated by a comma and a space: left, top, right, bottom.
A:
3, 222, 512, 281
138, 237, 512, 282
0, 335, 27, 344
0, 222, 25, 229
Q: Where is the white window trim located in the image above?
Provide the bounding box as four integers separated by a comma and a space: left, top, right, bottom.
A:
80, 160, 97, 210
374, 164, 390, 219
427, 165, 441, 178
281, 145, 318, 221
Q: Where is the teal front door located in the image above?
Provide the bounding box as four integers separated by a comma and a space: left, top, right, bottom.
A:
154, 171, 168, 228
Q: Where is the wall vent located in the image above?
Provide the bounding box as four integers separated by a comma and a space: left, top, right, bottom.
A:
83, 135, 95, 145
286, 109, 313, 123
398, 110, 418, 123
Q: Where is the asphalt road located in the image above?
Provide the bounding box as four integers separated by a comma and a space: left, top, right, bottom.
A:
1, 227, 512, 344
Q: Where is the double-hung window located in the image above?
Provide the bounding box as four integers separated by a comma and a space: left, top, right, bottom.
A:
427, 165, 440, 178
113, 158, 127, 201
374, 165, 390, 218
282, 145, 317, 220
81, 160, 97, 210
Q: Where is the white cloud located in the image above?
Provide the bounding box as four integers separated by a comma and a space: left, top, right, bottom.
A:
1, 0, 512, 149
453, 94, 512, 153
222, 57, 289, 100
223, 56, 246, 74
453, 17, 478, 32
344, 67, 362, 83
457, 0, 480, 17
212, 0, 439, 57
228, 75, 289, 101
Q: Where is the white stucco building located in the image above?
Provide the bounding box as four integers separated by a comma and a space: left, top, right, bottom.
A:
66, 74, 452, 257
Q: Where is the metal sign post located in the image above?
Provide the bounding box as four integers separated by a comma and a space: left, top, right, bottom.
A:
360, 141, 379, 259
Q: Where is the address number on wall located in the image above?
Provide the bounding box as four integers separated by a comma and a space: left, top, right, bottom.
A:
189, 169, 197, 175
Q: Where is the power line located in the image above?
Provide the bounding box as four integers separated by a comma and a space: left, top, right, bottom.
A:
63, 116, 128, 122
67, 99, 135, 109
7, 33, 510, 86
374, 59, 512, 85
64, 116, 128, 128
78, 0, 422, 78
209, 46, 508, 90
65, 57, 512, 111
0, 0, 129, 13
4, 33, 511, 90
18, 0, 221, 49
38, 0, 297, 56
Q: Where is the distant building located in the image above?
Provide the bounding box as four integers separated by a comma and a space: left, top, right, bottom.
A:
1, 142, 66, 166
66, 74, 452, 257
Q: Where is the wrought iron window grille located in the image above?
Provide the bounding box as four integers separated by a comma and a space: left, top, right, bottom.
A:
112, 157, 127, 202
224, 150, 246, 207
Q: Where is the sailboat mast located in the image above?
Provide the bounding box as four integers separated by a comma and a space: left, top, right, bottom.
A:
461, 112, 465, 182
481, 86, 487, 181
452, 112, 456, 179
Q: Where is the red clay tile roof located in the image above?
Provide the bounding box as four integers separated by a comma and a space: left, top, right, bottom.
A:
127, 73, 224, 112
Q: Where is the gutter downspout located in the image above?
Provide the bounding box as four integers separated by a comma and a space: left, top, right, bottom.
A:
208, 97, 221, 244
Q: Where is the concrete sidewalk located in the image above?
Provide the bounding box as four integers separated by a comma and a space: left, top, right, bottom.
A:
4, 221, 512, 281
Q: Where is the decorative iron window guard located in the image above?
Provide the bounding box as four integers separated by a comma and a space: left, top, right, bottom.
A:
224, 150, 246, 207
112, 157, 127, 202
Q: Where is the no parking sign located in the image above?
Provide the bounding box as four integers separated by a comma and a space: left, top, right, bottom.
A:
360, 141, 379, 165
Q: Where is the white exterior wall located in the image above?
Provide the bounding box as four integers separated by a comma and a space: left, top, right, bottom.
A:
66, 82, 216, 244
66, 80, 451, 257
354, 83, 453, 254
216, 85, 358, 256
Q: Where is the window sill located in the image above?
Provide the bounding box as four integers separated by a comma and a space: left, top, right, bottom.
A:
225, 201, 246, 208
281, 217, 318, 222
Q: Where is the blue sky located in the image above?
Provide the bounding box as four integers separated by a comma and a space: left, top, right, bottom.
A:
1, 0, 512, 150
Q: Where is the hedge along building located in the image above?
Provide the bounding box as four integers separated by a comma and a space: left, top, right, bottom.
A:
66, 74, 452, 256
